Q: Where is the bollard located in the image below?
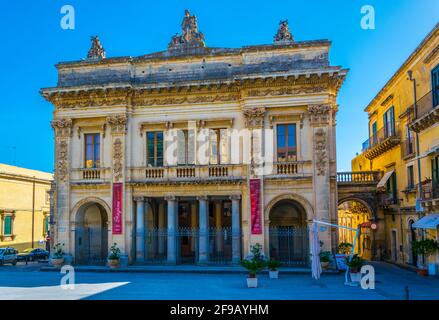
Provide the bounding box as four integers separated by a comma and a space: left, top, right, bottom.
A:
404, 286, 409, 300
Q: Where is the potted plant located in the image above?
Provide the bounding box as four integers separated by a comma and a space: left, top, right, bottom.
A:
267, 259, 281, 279
107, 243, 121, 268
51, 243, 65, 268
319, 251, 333, 269
338, 242, 353, 255
346, 254, 364, 283
241, 243, 266, 288
412, 239, 438, 276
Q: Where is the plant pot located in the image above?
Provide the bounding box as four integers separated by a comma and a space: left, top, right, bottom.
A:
51, 257, 64, 268
349, 272, 362, 283
428, 263, 437, 276
246, 276, 258, 288
107, 259, 120, 268
417, 268, 428, 277
269, 270, 279, 279
321, 261, 330, 269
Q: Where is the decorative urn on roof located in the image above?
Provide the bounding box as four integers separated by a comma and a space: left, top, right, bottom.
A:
274, 20, 294, 45
87, 36, 106, 60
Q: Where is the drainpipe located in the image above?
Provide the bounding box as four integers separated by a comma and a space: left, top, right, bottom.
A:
408, 70, 425, 265
32, 176, 36, 249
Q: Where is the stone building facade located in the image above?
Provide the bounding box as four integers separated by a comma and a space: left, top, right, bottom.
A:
42, 11, 347, 265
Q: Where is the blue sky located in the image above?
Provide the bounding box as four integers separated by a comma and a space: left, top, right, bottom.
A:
0, 0, 438, 173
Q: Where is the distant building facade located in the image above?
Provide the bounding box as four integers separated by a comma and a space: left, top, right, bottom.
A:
0, 164, 53, 251
351, 24, 439, 270
42, 11, 347, 265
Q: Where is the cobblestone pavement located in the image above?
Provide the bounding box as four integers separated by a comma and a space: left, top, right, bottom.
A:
0, 261, 437, 300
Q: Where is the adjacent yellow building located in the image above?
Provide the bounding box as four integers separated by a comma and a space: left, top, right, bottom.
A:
351, 23, 439, 270
0, 163, 53, 251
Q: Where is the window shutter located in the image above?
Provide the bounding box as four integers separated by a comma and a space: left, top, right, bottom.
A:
187, 129, 196, 165
177, 130, 186, 165
164, 129, 177, 166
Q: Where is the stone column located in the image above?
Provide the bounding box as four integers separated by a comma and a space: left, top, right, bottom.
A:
166, 196, 177, 264
198, 196, 209, 264
308, 105, 333, 252
215, 201, 223, 253
158, 201, 166, 258
134, 197, 145, 263
230, 195, 241, 264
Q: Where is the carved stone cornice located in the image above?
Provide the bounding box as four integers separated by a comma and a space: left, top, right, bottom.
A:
132, 93, 240, 106
308, 104, 331, 125
247, 86, 326, 98
51, 118, 73, 138
107, 115, 127, 134
243, 107, 266, 129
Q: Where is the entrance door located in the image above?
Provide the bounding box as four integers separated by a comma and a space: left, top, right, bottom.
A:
391, 230, 398, 262
269, 199, 308, 266
178, 202, 196, 263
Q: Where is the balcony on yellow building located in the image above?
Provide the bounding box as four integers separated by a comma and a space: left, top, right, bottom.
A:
361, 122, 401, 160
408, 90, 439, 133
421, 178, 439, 211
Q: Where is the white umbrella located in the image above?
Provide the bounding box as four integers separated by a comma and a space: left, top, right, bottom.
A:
311, 222, 322, 280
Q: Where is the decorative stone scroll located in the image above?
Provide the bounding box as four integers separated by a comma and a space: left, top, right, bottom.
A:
243, 108, 266, 129
314, 129, 328, 176
56, 140, 69, 183
106, 115, 127, 134
308, 104, 331, 125
113, 138, 123, 182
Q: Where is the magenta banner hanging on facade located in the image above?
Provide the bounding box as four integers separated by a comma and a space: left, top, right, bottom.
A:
250, 179, 262, 234
112, 183, 123, 234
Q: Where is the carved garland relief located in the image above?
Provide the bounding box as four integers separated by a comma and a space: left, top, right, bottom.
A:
314, 129, 328, 176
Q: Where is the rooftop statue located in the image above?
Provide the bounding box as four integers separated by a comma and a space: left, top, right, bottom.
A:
87, 36, 106, 60
274, 20, 294, 45
168, 9, 205, 50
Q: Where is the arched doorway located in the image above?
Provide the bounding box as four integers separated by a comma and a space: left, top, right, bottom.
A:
409, 220, 418, 266
268, 199, 308, 266
74, 202, 109, 265
337, 199, 372, 259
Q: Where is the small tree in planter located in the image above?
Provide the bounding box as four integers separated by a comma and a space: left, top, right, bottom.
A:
345, 254, 364, 283
412, 239, 438, 276
51, 243, 65, 268
107, 243, 121, 268
267, 259, 281, 279
319, 251, 333, 269
241, 243, 266, 288
338, 242, 353, 255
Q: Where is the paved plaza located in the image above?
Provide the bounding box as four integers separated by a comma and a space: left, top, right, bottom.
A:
0, 262, 437, 300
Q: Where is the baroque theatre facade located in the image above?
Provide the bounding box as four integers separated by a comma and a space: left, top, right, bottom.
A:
42, 11, 347, 265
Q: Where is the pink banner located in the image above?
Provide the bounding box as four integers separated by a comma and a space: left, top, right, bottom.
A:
112, 183, 123, 234
250, 179, 262, 234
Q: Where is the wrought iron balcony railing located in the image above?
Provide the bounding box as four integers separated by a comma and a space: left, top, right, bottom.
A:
408, 90, 439, 132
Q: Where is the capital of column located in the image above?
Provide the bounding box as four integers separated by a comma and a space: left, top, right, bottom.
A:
133, 196, 145, 203
164, 195, 176, 202
196, 195, 209, 202
229, 194, 241, 201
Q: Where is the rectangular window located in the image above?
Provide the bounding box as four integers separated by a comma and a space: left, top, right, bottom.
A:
209, 128, 229, 164
3, 216, 12, 236
146, 131, 163, 167
43, 216, 50, 235
383, 106, 395, 137
84, 133, 100, 168
371, 121, 377, 145
407, 165, 414, 189
277, 124, 297, 162
432, 64, 439, 108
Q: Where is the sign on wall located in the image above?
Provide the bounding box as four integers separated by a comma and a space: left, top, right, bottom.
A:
250, 179, 262, 234
112, 183, 123, 234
